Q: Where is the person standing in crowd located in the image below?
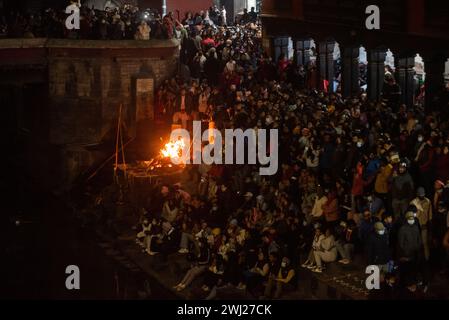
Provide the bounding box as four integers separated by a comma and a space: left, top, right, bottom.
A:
392, 162, 414, 218
220, 6, 227, 26
359, 209, 376, 246
135, 20, 150, 40
366, 222, 392, 276
398, 211, 423, 286
249, 7, 258, 23
410, 187, 432, 261
415, 136, 435, 196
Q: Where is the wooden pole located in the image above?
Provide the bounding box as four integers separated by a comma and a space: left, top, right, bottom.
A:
114, 104, 123, 181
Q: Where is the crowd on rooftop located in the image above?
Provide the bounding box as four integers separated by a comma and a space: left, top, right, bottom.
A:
0, 2, 257, 40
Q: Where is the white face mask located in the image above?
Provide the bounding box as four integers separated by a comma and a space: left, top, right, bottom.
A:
357, 142, 363, 148
418, 136, 423, 142
407, 219, 415, 225
377, 230, 385, 235
281, 262, 287, 268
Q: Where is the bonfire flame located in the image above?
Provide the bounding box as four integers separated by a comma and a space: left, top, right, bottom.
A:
160, 138, 186, 163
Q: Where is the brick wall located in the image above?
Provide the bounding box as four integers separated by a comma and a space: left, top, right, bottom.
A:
0, 38, 179, 189
42, 39, 179, 146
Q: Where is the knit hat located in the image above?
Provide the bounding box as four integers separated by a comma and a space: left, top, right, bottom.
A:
417, 187, 425, 197
405, 211, 415, 219
374, 222, 385, 231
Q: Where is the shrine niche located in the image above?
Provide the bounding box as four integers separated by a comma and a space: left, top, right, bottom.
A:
133, 64, 155, 122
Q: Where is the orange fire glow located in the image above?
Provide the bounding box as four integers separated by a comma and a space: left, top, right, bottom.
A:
160, 138, 186, 163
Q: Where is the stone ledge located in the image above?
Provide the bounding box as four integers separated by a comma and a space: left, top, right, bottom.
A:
0, 38, 180, 49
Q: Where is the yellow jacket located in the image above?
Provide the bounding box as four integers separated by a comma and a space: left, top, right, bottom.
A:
375, 164, 393, 194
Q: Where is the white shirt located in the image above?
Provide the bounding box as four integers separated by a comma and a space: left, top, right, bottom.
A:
221, 9, 227, 23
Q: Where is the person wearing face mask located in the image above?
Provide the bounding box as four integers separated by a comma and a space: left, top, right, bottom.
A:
410, 187, 432, 261
263, 256, 296, 299
413, 133, 425, 157
336, 220, 358, 265
366, 222, 392, 275
398, 211, 423, 286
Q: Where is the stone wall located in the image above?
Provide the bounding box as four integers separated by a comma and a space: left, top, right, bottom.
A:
0, 38, 179, 190
45, 39, 179, 145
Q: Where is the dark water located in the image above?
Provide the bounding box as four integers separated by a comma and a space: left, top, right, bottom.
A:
2, 193, 176, 300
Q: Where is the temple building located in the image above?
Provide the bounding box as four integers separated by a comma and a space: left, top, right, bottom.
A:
260, 0, 449, 110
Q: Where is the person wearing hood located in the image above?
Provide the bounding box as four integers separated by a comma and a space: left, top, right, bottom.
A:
398, 211, 422, 286
359, 209, 376, 246
366, 222, 392, 275
391, 162, 414, 219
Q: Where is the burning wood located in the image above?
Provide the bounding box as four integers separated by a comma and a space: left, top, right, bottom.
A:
160, 138, 187, 164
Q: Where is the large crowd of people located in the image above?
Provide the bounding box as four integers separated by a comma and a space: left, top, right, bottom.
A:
52, 4, 449, 300
0, 2, 257, 40
133, 11, 449, 299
